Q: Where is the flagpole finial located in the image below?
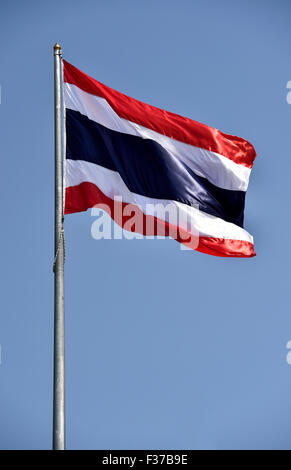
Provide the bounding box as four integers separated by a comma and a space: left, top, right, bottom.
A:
54, 43, 62, 51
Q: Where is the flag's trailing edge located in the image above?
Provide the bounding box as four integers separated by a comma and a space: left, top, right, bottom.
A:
63, 60, 256, 257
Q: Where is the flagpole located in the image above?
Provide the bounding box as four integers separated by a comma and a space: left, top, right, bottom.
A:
53, 42, 65, 450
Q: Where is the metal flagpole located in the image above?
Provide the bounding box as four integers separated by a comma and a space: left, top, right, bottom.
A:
53, 42, 65, 450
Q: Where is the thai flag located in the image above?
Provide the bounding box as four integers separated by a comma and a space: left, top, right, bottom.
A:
63, 60, 256, 257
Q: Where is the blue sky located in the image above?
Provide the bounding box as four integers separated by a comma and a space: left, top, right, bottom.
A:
1, 0, 291, 450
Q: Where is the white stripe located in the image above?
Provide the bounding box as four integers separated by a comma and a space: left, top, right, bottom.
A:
64, 83, 251, 192
66, 159, 253, 243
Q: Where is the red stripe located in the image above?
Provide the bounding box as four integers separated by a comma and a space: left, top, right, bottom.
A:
63, 60, 256, 169
65, 182, 255, 258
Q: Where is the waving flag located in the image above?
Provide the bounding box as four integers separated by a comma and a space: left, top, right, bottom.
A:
63, 60, 256, 257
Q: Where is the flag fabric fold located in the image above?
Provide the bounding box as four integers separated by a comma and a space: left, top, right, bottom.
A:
63, 59, 256, 257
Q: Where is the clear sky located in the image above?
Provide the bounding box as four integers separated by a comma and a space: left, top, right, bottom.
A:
1, 0, 291, 450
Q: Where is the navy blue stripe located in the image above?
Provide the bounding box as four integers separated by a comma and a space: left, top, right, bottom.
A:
66, 109, 245, 227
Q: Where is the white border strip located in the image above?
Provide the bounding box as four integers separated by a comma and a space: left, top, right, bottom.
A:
64, 83, 251, 192
66, 159, 253, 243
